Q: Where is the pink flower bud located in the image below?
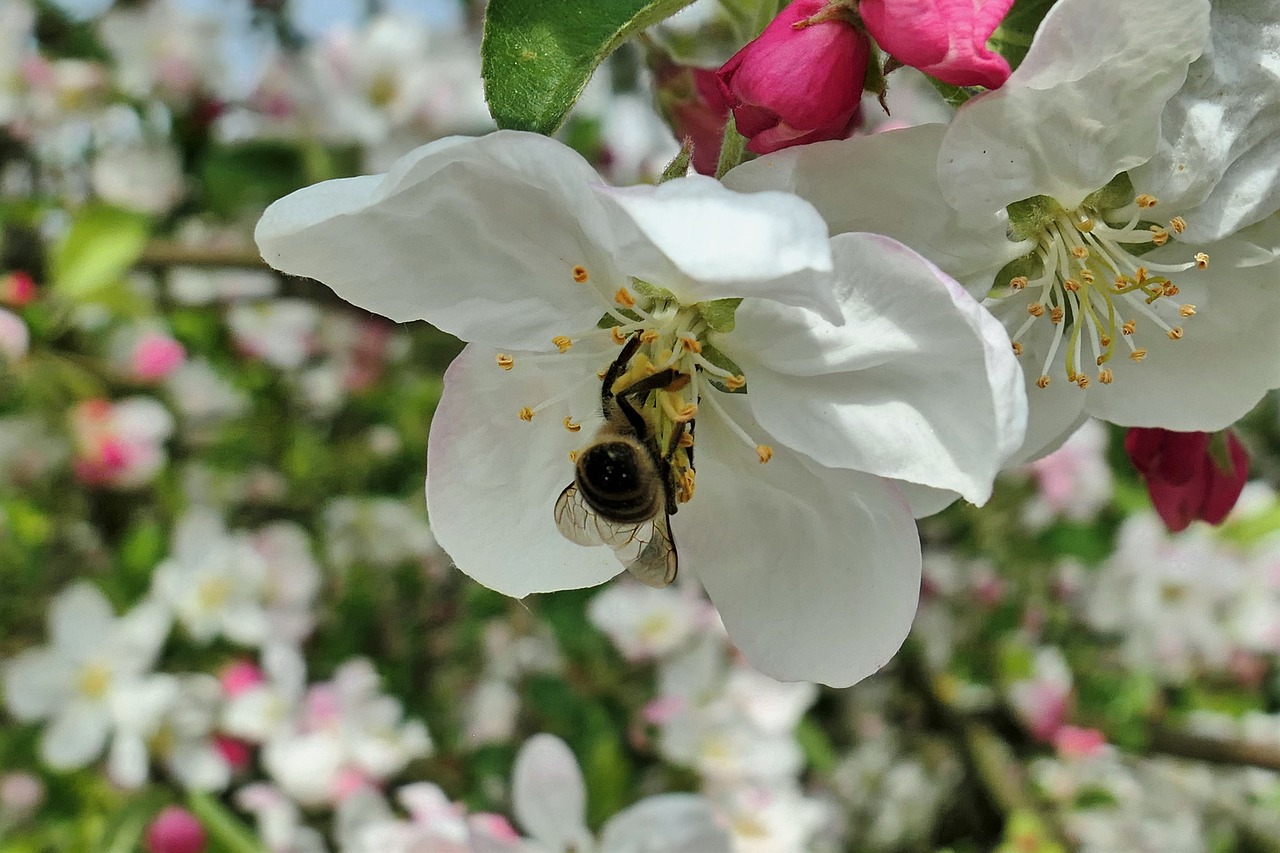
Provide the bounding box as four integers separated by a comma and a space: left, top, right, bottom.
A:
650, 55, 731, 175
144, 807, 207, 853
859, 0, 1013, 89
716, 0, 869, 155
219, 660, 265, 697
131, 332, 186, 382
1053, 725, 1106, 759
213, 735, 254, 772
2, 271, 36, 306
1125, 428, 1249, 533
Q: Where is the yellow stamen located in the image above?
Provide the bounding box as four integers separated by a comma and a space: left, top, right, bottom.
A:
1028, 303, 1046, 317
1150, 226, 1169, 246
572, 265, 589, 283
1071, 246, 1089, 259
518, 407, 534, 421
724, 374, 746, 390
1179, 304, 1196, 318
1195, 252, 1209, 269
1050, 307, 1064, 324
680, 337, 702, 354
678, 431, 694, 448
640, 329, 660, 344
1130, 348, 1148, 362
756, 445, 773, 463
1010, 275, 1028, 290
1012, 341, 1024, 356
1076, 375, 1091, 389
496, 353, 514, 370
1169, 216, 1187, 234
568, 450, 579, 463
1063, 278, 1081, 292
1098, 368, 1114, 384
1167, 326, 1184, 340
552, 335, 573, 353
563, 417, 581, 432
1122, 320, 1137, 336
1035, 376, 1051, 389
1136, 194, 1159, 208
610, 326, 628, 345
614, 287, 635, 307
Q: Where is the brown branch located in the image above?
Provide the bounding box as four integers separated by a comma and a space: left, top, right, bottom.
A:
1149, 725, 1280, 772
138, 241, 268, 269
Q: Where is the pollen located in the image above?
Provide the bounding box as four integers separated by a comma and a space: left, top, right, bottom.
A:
1098, 368, 1114, 384
1071, 246, 1089, 259
678, 469, 696, 502
1050, 306, 1064, 324
640, 329, 660, 344
563, 417, 581, 432
552, 335, 573, 353
1136, 194, 1159, 208
1012, 341, 1024, 356
724, 374, 746, 390
1150, 226, 1169, 246
1169, 216, 1187, 234
1099, 335, 1112, 347
1167, 326, 1184, 340
1010, 275, 1028, 290
1122, 320, 1137, 335
568, 450, 579, 463
1035, 375, 1051, 389
756, 445, 774, 464
680, 336, 703, 354
1063, 278, 1081, 292
1162, 283, 1180, 297
1179, 304, 1196, 318
518, 407, 534, 421
496, 353, 514, 370
1028, 303, 1046, 317
1076, 375, 1091, 389
1130, 348, 1148, 362
614, 286, 635, 307
610, 326, 628, 345
1195, 252, 1209, 269
572, 265, 589, 283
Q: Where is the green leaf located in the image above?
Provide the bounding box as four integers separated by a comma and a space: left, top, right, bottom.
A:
482, 0, 698, 135
186, 791, 268, 853
50, 205, 151, 301
696, 297, 741, 333
989, 0, 1059, 70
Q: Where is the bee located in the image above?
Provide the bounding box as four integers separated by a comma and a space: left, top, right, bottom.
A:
553, 333, 692, 588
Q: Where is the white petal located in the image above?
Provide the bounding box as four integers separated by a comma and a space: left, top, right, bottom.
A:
107, 733, 150, 788
938, 0, 1211, 216
999, 326, 1092, 463
41, 701, 111, 769
511, 734, 592, 851
2, 648, 73, 720
1128, 0, 1280, 242
723, 125, 1024, 292
109, 675, 177, 735
256, 131, 622, 349
678, 395, 922, 687
600, 794, 731, 853
1081, 250, 1280, 430
49, 582, 115, 660
721, 233, 1026, 506
426, 344, 624, 598
595, 176, 841, 321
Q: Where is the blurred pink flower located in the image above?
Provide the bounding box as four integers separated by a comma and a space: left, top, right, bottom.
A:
1125, 427, 1249, 532
860, 0, 1013, 89
131, 331, 187, 382
144, 807, 207, 853
716, 0, 868, 155
1053, 725, 1107, 759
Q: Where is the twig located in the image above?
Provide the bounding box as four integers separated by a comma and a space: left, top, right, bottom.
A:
138, 241, 268, 269
1149, 725, 1280, 772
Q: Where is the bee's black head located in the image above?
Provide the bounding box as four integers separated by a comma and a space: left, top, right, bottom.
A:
576, 440, 659, 522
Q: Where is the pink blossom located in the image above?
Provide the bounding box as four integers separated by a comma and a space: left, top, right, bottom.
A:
131, 332, 186, 382
651, 55, 731, 175
859, 0, 1013, 89
144, 807, 207, 853
219, 660, 266, 697
213, 735, 254, 772
0, 309, 29, 361
1125, 428, 1250, 533
1053, 726, 1107, 759
2, 272, 36, 306
716, 0, 869, 155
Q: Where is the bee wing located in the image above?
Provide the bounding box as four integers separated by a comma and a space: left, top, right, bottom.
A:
554, 482, 649, 550
623, 512, 678, 589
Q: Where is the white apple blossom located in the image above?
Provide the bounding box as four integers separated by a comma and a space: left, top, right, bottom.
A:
510, 733, 732, 853
0, 308, 28, 361
226, 298, 320, 370
726, 0, 1280, 461
586, 582, 704, 661
1, 582, 172, 772
256, 130, 1027, 686
322, 496, 439, 570
1022, 419, 1114, 529
69, 396, 175, 488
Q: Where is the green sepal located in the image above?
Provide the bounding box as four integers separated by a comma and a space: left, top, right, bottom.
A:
481, 0, 698, 135
714, 114, 748, 179
632, 279, 676, 303
698, 341, 746, 392
1083, 171, 1134, 214
989, 252, 1044, 298
988, 0, 1060, 71
696, 297, 742, 333
1006, 195, 1061, 242
658, 137, 695, 183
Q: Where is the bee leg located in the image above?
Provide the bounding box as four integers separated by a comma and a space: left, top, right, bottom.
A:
599, 332, 644, 416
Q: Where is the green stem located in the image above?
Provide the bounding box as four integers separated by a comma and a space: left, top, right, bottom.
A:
714, 116, 747, 180
186, 790, 269, 853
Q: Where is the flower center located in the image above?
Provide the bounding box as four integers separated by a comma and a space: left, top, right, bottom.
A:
989, 193, 1206, 389
77, 662, 112, 700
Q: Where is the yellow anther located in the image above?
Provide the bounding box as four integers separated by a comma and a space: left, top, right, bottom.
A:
660, 390, 698, 423
1135, 267, 1149, 284
1098, 368, 1114, 384
568, 450, 579, 463
1099, 335, 1112, 347
640, 329, 660, 344
1081, 270, 1096, 284
678, 469, 696, 502
1169, 216, 1187, 234
1009, 275, 1028, 291
1050, 307, 1064, 324
678, 431, 694, 448
572, 265, 590, 283
1063, 278, 1080, 292
496, 353, 515, 370
610, 326, 628, 345
1179, 304, 1196, 318
1028, 303, 1046, 317
614, 287, 635, 307
1136, 194, 1159, 208
597, 367, 608, 379
1162, 283, 1180, 297
552, 335, 573, 353
1035, 375, 1051, 389
1130, 348, 1148, 362
1195, 252, 1209, 269
1073, 211, 1095, 232
1011, 341, 1024, 356
1071, 246, 1089, 259
563, 417, 581, 432
1167, 326, 1184, 340
756, 445, 774, 464
1122, 320, 1137, 335
1076, 375, 1091, 389
1095, 354, 1106, 366
680, 337, 702, 354
1150, 226, 1169, 246
724, 374, 746, 390
518, 407, 534, 421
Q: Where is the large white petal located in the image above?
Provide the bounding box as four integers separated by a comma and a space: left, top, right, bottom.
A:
595, 176, 841, 321
1128, 0, 1280, 243
1080, 248, 1280, 430
256, 131, 622, 349
719, 234, 1026, 506
677, 395, 921, 687
426, 343, 624, 598
938, 0, 1210, 216
41, 700, 111, 769
723, 125, 1024, 295
2, 648, 73, 720
49, 582, 115, 660
599, 794, 731, 853
511, 734, 592, 852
